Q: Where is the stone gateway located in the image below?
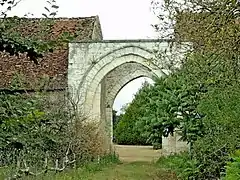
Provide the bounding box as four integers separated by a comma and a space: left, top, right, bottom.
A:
68, 39, 188, 154
0, 16, 188, 155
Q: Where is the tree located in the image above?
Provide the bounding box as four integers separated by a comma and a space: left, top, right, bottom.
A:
152, 0, 240, 78
148, 1, 240, 178
148, 0, 240, 141
113, 81, 152, 145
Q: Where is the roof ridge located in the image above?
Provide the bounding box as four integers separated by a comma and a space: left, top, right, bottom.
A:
1, 16, 98, 20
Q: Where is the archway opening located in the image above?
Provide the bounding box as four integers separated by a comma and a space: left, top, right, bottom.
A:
94, 60, 164, 158
108, 77, 163, 162
113, 77, 154, 115
98, 61, 159, 141
112, 77, 154, 146
95, 61, 164, 161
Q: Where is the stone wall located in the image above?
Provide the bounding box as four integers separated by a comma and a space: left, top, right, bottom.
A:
68, 39, 188, 154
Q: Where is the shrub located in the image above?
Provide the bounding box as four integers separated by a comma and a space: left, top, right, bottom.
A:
113, 82, 152, 145
157, 152, 199, 179
190, 85, 240, 179
225, 150, 240, 180
0, 91, 106, 179
113, 118, 148, 145
153, 81, 240, 180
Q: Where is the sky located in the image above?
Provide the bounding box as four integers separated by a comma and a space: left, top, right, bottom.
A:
114, 77, 154, 114
5, 0, 160, 112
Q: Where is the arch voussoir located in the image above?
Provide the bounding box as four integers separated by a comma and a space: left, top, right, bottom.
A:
86, 54, 163, 110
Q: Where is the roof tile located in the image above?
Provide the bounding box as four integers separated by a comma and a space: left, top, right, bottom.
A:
0, 16, 102, 90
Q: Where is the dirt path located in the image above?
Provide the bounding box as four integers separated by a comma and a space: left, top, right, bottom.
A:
113, 145, 162, 162
87, 145, 177, 180
80, 145, 176, 179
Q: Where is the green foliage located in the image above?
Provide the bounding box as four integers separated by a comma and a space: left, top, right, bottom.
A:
157, 152, 199, 179
134, 73, 206, 147
225, 150, 240, 180
134, 79, 166, 145
128, 53, 240, 179
147, 0, 240, 179
0, 153, 120, 180
0, 92, 70, 166
189, 85, 240, 179
0, 89, 107, 179
154, 83, 240, 179
113, 82, 152, 145
151, 62, 240, 179
181, 52, 240, 88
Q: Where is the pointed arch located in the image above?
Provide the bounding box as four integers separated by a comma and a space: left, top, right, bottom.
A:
83, 46, 165, 112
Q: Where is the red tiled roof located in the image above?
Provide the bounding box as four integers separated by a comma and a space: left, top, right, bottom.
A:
0, 16, 102, 90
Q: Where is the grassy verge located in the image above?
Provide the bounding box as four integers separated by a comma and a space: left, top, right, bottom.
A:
1, 153, 196, 180
1, 156, 180, 180
0, 154, 120, 180
156, 152, 197, 179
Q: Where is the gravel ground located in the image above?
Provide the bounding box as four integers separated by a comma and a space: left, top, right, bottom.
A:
113, 145, 162, 162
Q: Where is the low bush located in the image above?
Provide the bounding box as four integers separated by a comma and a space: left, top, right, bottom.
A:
113, 117, 149, 145
189, 85, 240, 179
0, 91, 106, 179
157, 152, 198, 179
153, 83, 240, 180
225, 150, 240, 180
